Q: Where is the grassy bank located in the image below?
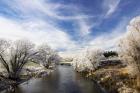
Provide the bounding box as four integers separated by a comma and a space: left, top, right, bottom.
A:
80, 64, 140, 93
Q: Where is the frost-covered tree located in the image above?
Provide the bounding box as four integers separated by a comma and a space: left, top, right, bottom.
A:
72, 48, 105, 72
72, 51, 93, 72
119, 16, 140, 74
35, 43, 60, 68
0, 39, 37, 80
85, 48, 105, 69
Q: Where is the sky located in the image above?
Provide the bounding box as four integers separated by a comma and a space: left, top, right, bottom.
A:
0, 0, 140, 54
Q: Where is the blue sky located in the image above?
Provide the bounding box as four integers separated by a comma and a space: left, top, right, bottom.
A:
0, 0, 140, 53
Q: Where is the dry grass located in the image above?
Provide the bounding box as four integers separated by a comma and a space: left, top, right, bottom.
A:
83, 65, 140, 93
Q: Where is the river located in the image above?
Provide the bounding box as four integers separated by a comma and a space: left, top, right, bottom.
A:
3, 65, 105, 93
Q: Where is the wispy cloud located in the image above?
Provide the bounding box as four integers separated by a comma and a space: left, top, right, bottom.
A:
88, 17, 129, 50
0, 0, 93, 51
0, 16, 77, 50
75, 18, 94, 36
103, 0, 121, 17
5, 0, 92, 20
60, 16, 129, 56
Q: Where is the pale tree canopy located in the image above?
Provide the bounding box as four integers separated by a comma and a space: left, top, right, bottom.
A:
72, 48, 105, 72
85, 48, 105, 68
35, 43, 60, 68
0, 39, 37, 80
119, 16, 140, 74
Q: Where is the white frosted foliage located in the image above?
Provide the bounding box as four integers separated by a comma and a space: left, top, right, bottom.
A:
72, 48, 104, 72
119, 16, 140, 74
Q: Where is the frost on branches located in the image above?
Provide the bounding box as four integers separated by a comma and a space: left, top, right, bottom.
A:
119, 16, 140, 74
35, 43, 60, 68
72, 48, 105, 72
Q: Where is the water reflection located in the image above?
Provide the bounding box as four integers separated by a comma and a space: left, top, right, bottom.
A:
3, 65, 104, 93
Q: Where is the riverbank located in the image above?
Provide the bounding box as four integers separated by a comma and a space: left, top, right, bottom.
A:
0, 78, 28, 92
0, 69, 53, 92
80, 64, 140, 93
0, 62, 54, 92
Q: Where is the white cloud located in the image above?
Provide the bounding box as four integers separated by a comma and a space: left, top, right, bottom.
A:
2, 0, 94, 38
88, 17, 129, 51
103, 0, 121, 17
5, 0, 92, 20
77, 19, 93, 36
0, 16, 77, 50
59, 17, 130, 57
0, 0, 95, 51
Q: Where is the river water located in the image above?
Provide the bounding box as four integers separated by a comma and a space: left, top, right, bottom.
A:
3, 65, 104, 93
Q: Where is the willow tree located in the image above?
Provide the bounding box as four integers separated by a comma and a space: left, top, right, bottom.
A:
0, 39, 37, 80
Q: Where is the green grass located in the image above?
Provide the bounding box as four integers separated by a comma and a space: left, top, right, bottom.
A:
25, 62, 41, 68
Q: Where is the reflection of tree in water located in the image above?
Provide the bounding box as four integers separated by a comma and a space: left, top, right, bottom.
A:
4, 81, 26, 93
5, 85, 17, 93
